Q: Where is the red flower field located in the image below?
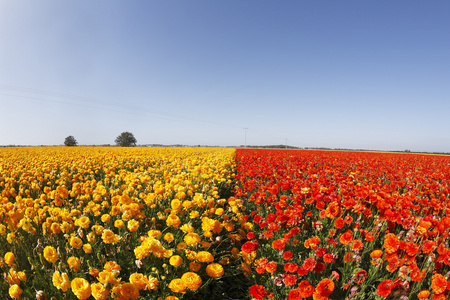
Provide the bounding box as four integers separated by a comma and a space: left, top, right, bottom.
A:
235, 149, 450, 299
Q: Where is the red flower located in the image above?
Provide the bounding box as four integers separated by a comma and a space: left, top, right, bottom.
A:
247, 232, 255, 239
377, 279, 394, 297
249, 284, 268, 299
334, 217, 345, 229
354, 270, 367, 284
431, 274, 447, 295
323, 253, 334, 263
315, 247, 327, 257
288, 288, 302, 300
241, 241, 259, 254
303, 258, 316, 272
297, 267, 308, 276
284, 262, 299, 273
384, 233, 400, 254
285, 274, 297, 287
272, 238, 287, 250
314, 262, 325, 273
283, 251, 293, 260
339, 230, 353, 246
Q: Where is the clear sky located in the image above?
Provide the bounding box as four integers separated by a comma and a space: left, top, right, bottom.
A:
1, 1, 449, 152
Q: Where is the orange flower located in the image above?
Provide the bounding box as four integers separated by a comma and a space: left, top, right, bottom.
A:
304, 236, 320, 249
299, 283, 315, 298
431, 274, 447, 295
119, 282, 139, 300
417, 290, 430, 299
370, 249, 383, 259
206, 263, 224, 279
384, 233, 400, 254
405, 242, 419, 256
313, 278, 334, 299
272, 238, 287, 250
288, 288, 302, 300
181, 272, 202, 291
265, 261, 277, 273
325, 202, 340, 219
351, 239, 363, 251
339, 230, 353, 246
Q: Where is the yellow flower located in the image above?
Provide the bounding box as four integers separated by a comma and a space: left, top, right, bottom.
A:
71, 277, 91, 299
127, 219, 140, 232
104, 261, 121, 273
181, 272, 202, 290
147, 275, 159, 291
9, 284, 22, 299
77, 216, 91, 229
67, 256, 81, 272
102, 229, 119, 244
196, 251, 214, 263
50, 222, 61, 234
101, 214, 111, 222
171, 199, 182, 211
169, 255, 183, 267
206, 263, 224, 278
176, 242, 187, 252
119, 282, 140, 300
53, 271, 71, 292
97, 271, 120, 285
189, 210, 200, 219
164, 232, 174, 243
4, 252, 15, 267
189, 261, 202, 272
91, 282, 109, 300
166, 214, 181, 228
180, 224, 195, 233
168, 278, 186, 293
17, 271, 26, 282
114, 219, 124, 228
69, 236, 83, 249
148, 230, 162, 237
83, 243, 93, 254
43, 246, 59, 263
184, 232, 201, 245
130, 273, 148, 290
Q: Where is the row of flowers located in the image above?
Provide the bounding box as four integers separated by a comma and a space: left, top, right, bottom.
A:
0, 147, 250, 300
235, 149, 450, 300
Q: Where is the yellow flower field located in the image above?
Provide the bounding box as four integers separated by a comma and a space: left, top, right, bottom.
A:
0, 147, 248, 300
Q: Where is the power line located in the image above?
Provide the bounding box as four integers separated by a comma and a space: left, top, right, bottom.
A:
0, 84, 242, 130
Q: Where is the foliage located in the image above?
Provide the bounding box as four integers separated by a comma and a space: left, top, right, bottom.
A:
115, 132, 137, 147
64, 135, 78, 146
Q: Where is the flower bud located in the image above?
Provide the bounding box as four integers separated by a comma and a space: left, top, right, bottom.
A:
36, 290, 48, 300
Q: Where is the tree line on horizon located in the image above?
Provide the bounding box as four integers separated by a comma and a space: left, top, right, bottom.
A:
64, 132, 137, 147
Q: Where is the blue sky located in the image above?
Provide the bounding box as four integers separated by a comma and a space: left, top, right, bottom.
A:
1, 1, 449, 152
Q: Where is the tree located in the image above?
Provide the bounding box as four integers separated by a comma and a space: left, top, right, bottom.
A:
64, 135, 78, 146
115, 132, 137, 147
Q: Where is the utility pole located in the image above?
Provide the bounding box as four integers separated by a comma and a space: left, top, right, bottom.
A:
243, 128, 248, 148
285, 138, 288, 149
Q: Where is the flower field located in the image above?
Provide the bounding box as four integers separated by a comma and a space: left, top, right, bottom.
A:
235, 149, 450, 300
1, 147, 450, 299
